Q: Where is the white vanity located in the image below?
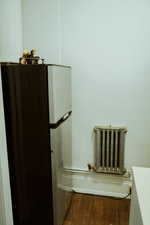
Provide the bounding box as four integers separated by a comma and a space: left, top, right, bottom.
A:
129, 167, 150, 225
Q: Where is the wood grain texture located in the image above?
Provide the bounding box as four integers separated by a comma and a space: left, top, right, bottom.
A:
1, 65, 53, 225
63, 193, 130, 225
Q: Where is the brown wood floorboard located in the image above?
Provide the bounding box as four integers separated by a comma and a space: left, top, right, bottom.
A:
63, 193, 130, 225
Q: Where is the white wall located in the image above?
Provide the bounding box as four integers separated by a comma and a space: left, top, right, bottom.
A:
0, 0, 23, 61
0, 167, 6, 225
0, 71, 13, 225
22, 0, 150, 171
60, 0, 150, 170
22, 0, 61, 64
0, 0, 23, 224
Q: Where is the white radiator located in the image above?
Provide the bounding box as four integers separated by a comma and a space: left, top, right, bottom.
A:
94, 126, 127, 175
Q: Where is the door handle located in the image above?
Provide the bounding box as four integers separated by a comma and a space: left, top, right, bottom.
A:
49, 111, 72, 129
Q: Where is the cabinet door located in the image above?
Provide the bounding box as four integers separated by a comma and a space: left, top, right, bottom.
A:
48, 66, 72, 123
1, 65, 53, 225
50, 114, 72, 225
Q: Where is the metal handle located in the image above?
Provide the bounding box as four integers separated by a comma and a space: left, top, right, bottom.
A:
49, 111, 72, 129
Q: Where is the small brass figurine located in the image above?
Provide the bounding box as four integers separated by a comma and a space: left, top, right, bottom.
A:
19, 50, 44, 64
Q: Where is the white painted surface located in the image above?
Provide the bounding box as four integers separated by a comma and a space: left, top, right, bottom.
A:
60, 0, 150, 170
0, 164, 6, 225
130, 167, 150, 225
0, 69, 13, 225
61, 170, 131, 198
0, 0, 22, 61
61, 116, 72, 169
0, 0, 23, 223
48, 66, 72, 123
129, 179, 143, 225
50, 116, 72, 225
22, 0, 150, 171
22, 0, 61, 64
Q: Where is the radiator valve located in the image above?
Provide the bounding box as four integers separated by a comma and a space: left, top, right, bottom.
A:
87, 164, 96, 171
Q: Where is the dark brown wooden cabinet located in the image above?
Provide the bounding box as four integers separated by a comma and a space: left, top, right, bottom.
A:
1, 64, 53, 225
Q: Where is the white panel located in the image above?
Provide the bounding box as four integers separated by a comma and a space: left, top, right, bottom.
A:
0, 164, 6, 225
129, 167, 150, 225
61, 116, 72, 169
129, 181, 143, 225
48, 65, 71, 123
50, 115, 72, 225
0, 68, 14, 225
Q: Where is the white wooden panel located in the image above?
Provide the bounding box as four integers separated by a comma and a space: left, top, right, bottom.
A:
0, 68, 14, 225
129, 180, 143, 225
129, 167, 150, 225
48, 65, 71, 123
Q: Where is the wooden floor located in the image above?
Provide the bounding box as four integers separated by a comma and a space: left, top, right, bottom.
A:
63, 193, 130, 225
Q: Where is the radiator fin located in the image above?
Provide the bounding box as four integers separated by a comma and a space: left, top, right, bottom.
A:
94, 127, 127, 175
